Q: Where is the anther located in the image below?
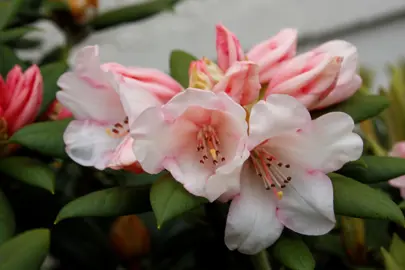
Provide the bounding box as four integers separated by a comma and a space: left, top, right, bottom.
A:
281, 184, 286, 188
114, 123, 123, 128
200, 160, 204, 164
285, 164, 290, 168
278, 163, 283, 167
203, 155, 208, 160
221, 157, 225, 162
213, 160, 218, 165
287, 177, 292, 181
112, 129, 119, 134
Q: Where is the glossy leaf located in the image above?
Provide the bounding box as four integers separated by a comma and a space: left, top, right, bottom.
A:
0, 189, 14, 246
330, 173, 404, 224
311, 92, 389, 123
169, 50, 197, 88
150, 176, 207, 228
272, 236, 315, 270
0, 229, 50, 270
38, 61, 68, 115
0, 27, 37, 43
9, 119, 71, 159
0, 157, 55, 193
337, 156, 405, 183
0, 0, 25, 30
55, 186, 151, 223
89, 0, 181, 30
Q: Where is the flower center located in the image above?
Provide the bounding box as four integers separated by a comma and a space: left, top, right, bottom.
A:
251, 148, 292, 200
196, 125, 226, 166
106, 117, 130, 138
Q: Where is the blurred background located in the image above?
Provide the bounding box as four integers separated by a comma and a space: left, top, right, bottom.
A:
18, 0, 405, 89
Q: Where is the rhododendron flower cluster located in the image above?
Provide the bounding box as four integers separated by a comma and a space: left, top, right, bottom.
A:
57, 24, 364, 255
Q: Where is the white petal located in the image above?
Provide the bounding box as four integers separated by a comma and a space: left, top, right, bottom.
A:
277, 169, 335, 235
57, 72, 125, 122
64, 120, 121, 170
225, 163, 283, 255
108, 135, 137, 169
118, 81, 162, 126
248, 94, 311, 150
270, 112, 363, 173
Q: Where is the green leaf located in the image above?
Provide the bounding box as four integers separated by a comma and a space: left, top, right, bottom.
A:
38, 61, 68, 115
330, 173, 404, 224
55, 186, 151, 223
0, 189, 15, 246
0, 27, 37, 43
399, 201, 405, 209
150, 176, 207, 228
0, 45, 26, 76
311, 92, 389, 123
9, 119, 71, 159
389, 234, 405, 268
381, 247, 402, 270
272, 236, 315, 270
337, 156, 405, 183
89, 0, 181, 30
0, 157, 55, 193
0, 0, 25, 30
0, 228, 50, 270
169, 50, 197, 88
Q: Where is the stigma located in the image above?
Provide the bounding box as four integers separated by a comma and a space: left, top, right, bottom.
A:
196, 125, 226, 166
106, 117, 130, 138
251, 148, 292, 200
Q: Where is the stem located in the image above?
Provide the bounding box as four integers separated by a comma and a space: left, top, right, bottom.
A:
251, 250, 272, 270
363, 132, 387, 157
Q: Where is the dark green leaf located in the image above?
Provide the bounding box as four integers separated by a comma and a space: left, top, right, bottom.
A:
0, 27, 37, 43
39, 61, 68, 115
9, 119, 71, 158
150, 176, 207, 228
0, 0, 25, 30
381, 247, 402, 270
0, 228, 50, 270
330, 173, 404, 224
311, 92, 389, 123
399, 201, 405, 209
0, 189, 14, 246
337, 156, 405, 183
169, 49, 197, 87
0, 157, 55, 193
89, 0, 181, 30
272, 235, 315, 270
55, 186, 151, 223
0, 45, 26, 76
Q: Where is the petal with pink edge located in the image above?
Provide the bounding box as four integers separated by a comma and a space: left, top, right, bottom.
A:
225, 162, 283, 255
108, 135, 137, 169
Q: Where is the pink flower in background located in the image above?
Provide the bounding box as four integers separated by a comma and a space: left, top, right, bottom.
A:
388, 142, 405, 198
57, 45, 176, 171
224, 94, 363, 254
216, 24, 297, 82
129, 89, 250, 202
264, 52, 343, 110
0, 65, 43, 136
311, 40, 362, 109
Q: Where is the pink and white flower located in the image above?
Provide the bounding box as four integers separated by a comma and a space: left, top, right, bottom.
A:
388, 142, 405, 198
129, 88, 250, 201
224, 94, 363, 254
57, 45, 179, 171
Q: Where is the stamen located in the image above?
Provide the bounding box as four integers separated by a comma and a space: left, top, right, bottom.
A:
252, 149, 293, 200
196, 125, 225, 167
105, 117, 130, 138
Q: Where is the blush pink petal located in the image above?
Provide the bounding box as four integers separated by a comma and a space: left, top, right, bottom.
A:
216, 24, 245, 71
212, 61, 261, 105
108, 135, 138, 169
247, 28, 298, 83
225, 162, 283, 255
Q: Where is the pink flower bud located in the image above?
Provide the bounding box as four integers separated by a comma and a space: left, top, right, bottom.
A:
247, 28, 297, 83
102, 63, 183, 103
213, 61, 261, 105
311, 40, 361, 109
389, 142, 405, 199
265, 52, 343, 110
188, 57, 224, 90
216, 24, 245, 71
0, 65, 43, 135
